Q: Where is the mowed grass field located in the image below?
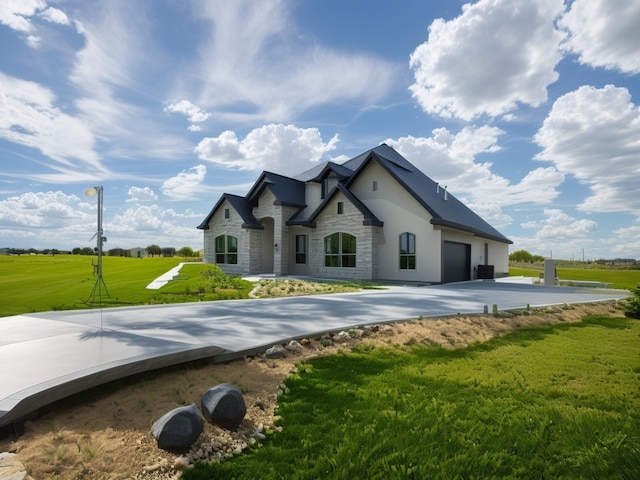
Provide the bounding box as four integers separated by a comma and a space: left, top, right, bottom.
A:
510, 266, 640, 290
0, 254, 204, 317
184, 315, 640, 479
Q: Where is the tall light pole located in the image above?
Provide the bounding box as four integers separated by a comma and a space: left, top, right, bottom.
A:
85, 186, 109, 304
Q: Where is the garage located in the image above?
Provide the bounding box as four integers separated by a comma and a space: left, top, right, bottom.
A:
442, 241, 471, 283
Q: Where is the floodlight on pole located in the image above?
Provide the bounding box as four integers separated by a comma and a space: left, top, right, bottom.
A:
85, 185, 109, 305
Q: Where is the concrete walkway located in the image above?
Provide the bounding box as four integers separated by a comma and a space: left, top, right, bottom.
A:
0, 280, 629, 430
145, 262, 202, 289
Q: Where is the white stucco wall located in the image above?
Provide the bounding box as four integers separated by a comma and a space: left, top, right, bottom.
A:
304, 183, 322, 219
350, 160, 443, 282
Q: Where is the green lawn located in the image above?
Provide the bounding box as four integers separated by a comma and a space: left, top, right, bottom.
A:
510, 266, 640, 290
0, 255, 363, 317
184, 315, 640, 480
0, 255, 219, 317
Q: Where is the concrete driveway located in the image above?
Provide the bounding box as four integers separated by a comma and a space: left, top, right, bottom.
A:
0, 279, 628, 430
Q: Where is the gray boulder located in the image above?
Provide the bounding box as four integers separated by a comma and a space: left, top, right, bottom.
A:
151, 404, 203, 453
285, 340, 303, 353
201, 383, 246, 430
265, 344, 287, 359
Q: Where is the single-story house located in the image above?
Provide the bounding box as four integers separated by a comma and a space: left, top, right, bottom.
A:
198, 144, 512, 283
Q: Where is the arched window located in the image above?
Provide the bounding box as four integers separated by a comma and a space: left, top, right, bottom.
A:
215, 235, 238, 264
399, 232, 416, 270
324, 232, 356, 268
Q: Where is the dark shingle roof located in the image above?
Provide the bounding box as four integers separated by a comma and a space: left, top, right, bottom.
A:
199, 144, 511, 244
343, 144, 512, 244
246, 171, 306, 208
294, 161, 353, 182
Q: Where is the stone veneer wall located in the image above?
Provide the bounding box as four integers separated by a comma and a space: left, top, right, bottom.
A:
203, 186, 381, 280
247, 228, 263, 274
309, 191, 376, 280
202, 199, 246, 275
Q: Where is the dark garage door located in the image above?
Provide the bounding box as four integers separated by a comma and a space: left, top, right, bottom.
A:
442, 241, 471, 283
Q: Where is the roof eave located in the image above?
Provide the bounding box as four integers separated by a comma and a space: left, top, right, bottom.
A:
431, 219, 513, 244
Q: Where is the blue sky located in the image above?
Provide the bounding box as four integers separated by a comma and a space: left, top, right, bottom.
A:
1, 0, 639, 260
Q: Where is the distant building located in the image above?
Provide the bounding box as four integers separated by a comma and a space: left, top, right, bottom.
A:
129, 247, 147, 258
198, 144, 512, 283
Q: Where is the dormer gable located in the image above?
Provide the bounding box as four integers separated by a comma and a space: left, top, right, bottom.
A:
246, 171, 306, 208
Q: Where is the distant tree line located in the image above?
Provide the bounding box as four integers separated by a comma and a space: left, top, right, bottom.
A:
72, 247, 96, 255
67, 245, 201, 258
3, 246, 200, 257
509, 250, 546, 263
2, 248, 69, 255
144, 244, 201, 258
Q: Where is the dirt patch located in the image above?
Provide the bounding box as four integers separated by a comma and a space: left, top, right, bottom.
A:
0, 301, 623, 479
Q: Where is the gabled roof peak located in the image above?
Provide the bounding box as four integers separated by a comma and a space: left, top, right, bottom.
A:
294, 161, 353, 183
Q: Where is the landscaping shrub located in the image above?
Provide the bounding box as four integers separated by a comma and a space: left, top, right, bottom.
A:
621, 285, 640, 319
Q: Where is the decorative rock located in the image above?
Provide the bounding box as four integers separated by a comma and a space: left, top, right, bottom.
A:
174, 455, 191, 470
201, 383, 247, 430
350, 328, 364, 338
265, 344, 287, 359
151, 404, 203, 453
285, 340, 303, 352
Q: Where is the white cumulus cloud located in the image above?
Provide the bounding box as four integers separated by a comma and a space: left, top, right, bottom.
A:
409, 0, 565, 120
511, 208, 598, 258
127, 186, 158, 203
0, 191, 93, 233
534, 85, 640, 215
38, 7, 70, 25
0, 1, 70, 48
386, 128, 565, 229
387, 128, 563, 207
161, 165, 207, 201
195, 124, 339, 173
165, 100, 211, 123
108, 205, 203, 248
0, 0, 45, 33
560, 0, 640, 74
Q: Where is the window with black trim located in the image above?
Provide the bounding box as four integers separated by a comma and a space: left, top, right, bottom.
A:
337, 201, 344, 214
224, 208, 230, 219
324, 232, 356, 267
215, 234, 238, 264
373, 180, 378, 191
295, 234, 307, 264
399, 232, 416, 270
